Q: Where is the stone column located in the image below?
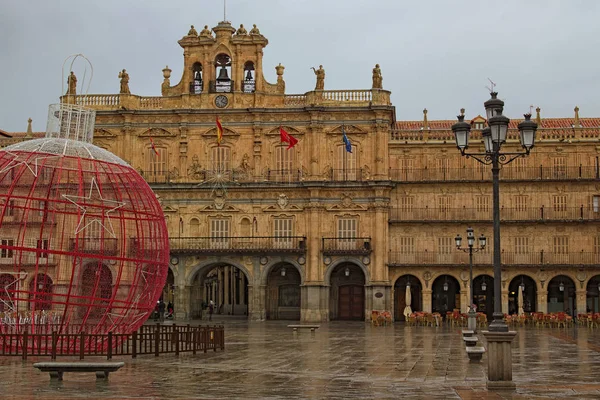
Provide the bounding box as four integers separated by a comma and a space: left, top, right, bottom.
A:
248, 284, 265, 321
576, 288, 587, 316
538, 289, 548, 314
224, 266, 230, 314
422, 289, 432, 313
482, 330, 518, 390
460, 289, 469, 313
501, 289, 509, 315
175, 285, 191, 320
302, 285, 327, 322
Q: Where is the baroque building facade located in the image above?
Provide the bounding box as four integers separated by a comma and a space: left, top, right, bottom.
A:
2, 20, 600, 322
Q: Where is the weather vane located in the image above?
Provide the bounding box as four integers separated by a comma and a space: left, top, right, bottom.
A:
485, 78, 496, 93
529, 105, 534, 114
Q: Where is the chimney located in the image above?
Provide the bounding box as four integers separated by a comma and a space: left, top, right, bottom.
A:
422, 108, 428, 130
535, 107, 541, 127
573, 106, 581, 128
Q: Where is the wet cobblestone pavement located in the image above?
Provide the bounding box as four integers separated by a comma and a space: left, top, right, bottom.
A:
2, 318, 600, 399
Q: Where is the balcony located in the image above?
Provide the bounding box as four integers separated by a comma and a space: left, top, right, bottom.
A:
389, 166, 599, 183
68, 238, 118, 256
209, 80, 234, 93
388, 251, 600, 266
0, 253, 57, 266
322, 237, 372, 256
389, 206, 600, 223
169, 236, 307, 254
129, 237, 166, 258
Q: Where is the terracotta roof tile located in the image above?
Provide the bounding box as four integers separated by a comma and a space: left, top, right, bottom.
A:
395, 117, 600, 131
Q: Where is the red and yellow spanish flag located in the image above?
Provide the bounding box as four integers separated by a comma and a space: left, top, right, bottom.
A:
216, 116, 224, 146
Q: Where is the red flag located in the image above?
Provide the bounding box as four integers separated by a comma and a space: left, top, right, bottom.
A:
279, 126, 298, 150
216, 117, 224, 146
149, 137, 159, 156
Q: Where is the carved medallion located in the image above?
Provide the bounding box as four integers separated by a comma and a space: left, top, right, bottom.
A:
277, 194, 289, 209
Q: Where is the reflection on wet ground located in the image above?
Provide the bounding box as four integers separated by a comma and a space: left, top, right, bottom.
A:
2, 318, 600, 399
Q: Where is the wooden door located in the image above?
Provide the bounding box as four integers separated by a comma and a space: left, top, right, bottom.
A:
338, 285, 364, 320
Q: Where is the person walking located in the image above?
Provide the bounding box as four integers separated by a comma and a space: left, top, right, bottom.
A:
158, 299, 166, 323
208, 300, 214, 322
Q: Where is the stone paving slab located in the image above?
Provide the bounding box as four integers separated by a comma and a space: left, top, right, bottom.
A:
1, 319, 600, 399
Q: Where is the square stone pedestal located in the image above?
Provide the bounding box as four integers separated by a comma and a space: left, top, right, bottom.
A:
481, 330, 517, 390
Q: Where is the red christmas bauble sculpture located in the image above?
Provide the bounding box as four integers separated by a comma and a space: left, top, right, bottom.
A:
0, 103, 169, 349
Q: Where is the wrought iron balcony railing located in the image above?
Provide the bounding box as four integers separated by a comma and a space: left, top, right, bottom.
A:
68, 238, 118, 255
322, 237, 372, 255
169, 236, 307, 254
389, 166, 599, 182
209, 80, 234, 93
0, 253, 56, 265
388, 251, 600, 266
389, 206, 600, 222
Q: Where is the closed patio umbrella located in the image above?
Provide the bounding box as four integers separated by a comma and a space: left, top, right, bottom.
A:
518, 285, 524, 316
403, 285, 412, 320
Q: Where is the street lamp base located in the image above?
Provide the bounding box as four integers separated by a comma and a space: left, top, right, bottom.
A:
482, 330, 517, 390
488, 312, 509, 332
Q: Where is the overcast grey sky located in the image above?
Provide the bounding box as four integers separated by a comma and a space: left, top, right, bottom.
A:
1, 0, 599, 132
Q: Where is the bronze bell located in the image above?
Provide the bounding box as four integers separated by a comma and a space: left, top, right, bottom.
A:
217, 67, 229, 81
245, 69, 253, 80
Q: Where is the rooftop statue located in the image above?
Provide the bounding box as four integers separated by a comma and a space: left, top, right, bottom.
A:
372, 64, 382, 89
200, 25, 212, 38
249, 24, 261, 35
66, 71, 77, 95
311, 65, 325, 90
187, 25, 198, 36
236, 24, 248, 35
118, 69, 130, 94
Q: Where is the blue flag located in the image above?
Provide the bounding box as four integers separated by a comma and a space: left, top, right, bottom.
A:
342, 127, 352, 153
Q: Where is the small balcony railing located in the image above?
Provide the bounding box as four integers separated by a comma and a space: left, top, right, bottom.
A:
389, 206, 600, 222
322, 237, 371, 255
209, 80, 234, 93
389, 166, 600, 182
242, 80, 256, 93
388, 251, 600, 266
169, 236, 307, 254
68, 238, 118, 256
189, 81, 203, 94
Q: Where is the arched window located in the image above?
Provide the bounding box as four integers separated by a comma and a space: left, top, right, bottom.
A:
190, 62, 203, 94
240, 217, 252, 237
189, 218, 201, 236
212, 53, 232, 93
29, 274, 53, 311
243, 61, 255, 93
80, 263, 113, 319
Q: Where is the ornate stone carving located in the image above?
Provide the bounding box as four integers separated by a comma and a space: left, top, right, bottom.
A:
311, 65, 325, 90
249, 24, 261, 35
277, 194, 289, 209
66, 71, 77, 95
199, 25, 212, 38
187, 25, 198, 36
187, 155, 204, 180
118, 69, 130, 94
372, 64, 382, 89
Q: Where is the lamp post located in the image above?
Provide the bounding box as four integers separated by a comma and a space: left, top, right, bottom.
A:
451, 91, 537, 389
455, 227, 486, 331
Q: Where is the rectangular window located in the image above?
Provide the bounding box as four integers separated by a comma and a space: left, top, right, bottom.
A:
593, 195, 600, 213
148, 147, 167, 177
337, 218, 357, 250
37, 239, 49, 258
210, 219, 230, 249
1, 239, 14, 258
553, 236, 569, 254
275, 146, 294, 181
514, 237, 529, 254
552, 158, 567, 179
38, 200, 47, 217
398, 237, 415, 254
211, 147, 230, 172
437, 158, 450, 175
594, 236, 600, 254
399, 196, 414, 211
5, 200, 15, 217
476, 196, 490, 212
438, 196, 451, 213
514, 195, 528, 211
552, 195, 567, 212
399, 158, 414, 180
273, 218, 293, 249
335, 145, 357, 181
437, 237, 453, 255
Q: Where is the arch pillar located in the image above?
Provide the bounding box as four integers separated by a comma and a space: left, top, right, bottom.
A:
301, 284, 328, 322
576, 288, 587, 315
175, 284, 192, 320
460, 287, 469, 313
248, 284, 263, 321
422, 289, 432, 313
501, 289, 509, 314
538, 289, 548, 314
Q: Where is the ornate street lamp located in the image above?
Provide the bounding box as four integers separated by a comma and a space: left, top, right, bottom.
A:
559, 282, 565, 292
481, 277, 487, 292
456, 227, 486, 331
344, 267, 350, 277
281, 267, 286, 277
451, 92, 537, 333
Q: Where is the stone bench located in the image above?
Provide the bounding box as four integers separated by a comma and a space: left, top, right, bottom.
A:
463, 336, 479, 347
462, 330, 475, 337
288, 325, 320, 332
466, 346, 486, 363
33, 361, 125, 381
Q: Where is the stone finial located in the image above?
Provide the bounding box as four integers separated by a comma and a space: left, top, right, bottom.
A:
574, 106, 581, 128
162, 65, 172, 79
535, 107, 541, 126
423, 108, 428, 130
187, 25, 198, 36
460, 108, 465, 116
26, 118, 33, 138
275, 63, 285, 77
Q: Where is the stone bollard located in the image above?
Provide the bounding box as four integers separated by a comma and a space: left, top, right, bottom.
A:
482, 330, 517, 390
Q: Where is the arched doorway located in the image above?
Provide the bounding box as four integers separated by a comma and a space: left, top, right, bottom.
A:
28, 273, 53, 311
508, 275, 537, 315
432, 275, 460, 314
547, 275, 575, 316
394, 274, 422, 321
473, 274, 494, 320
586, 275, 600, 313
330, 263, 365, 320
266, 263, 301, 320
80, 263, 113, 320
190, 263, 249, 319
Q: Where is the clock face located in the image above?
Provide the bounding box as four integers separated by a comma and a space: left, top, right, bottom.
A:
215, 95, 229, 108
